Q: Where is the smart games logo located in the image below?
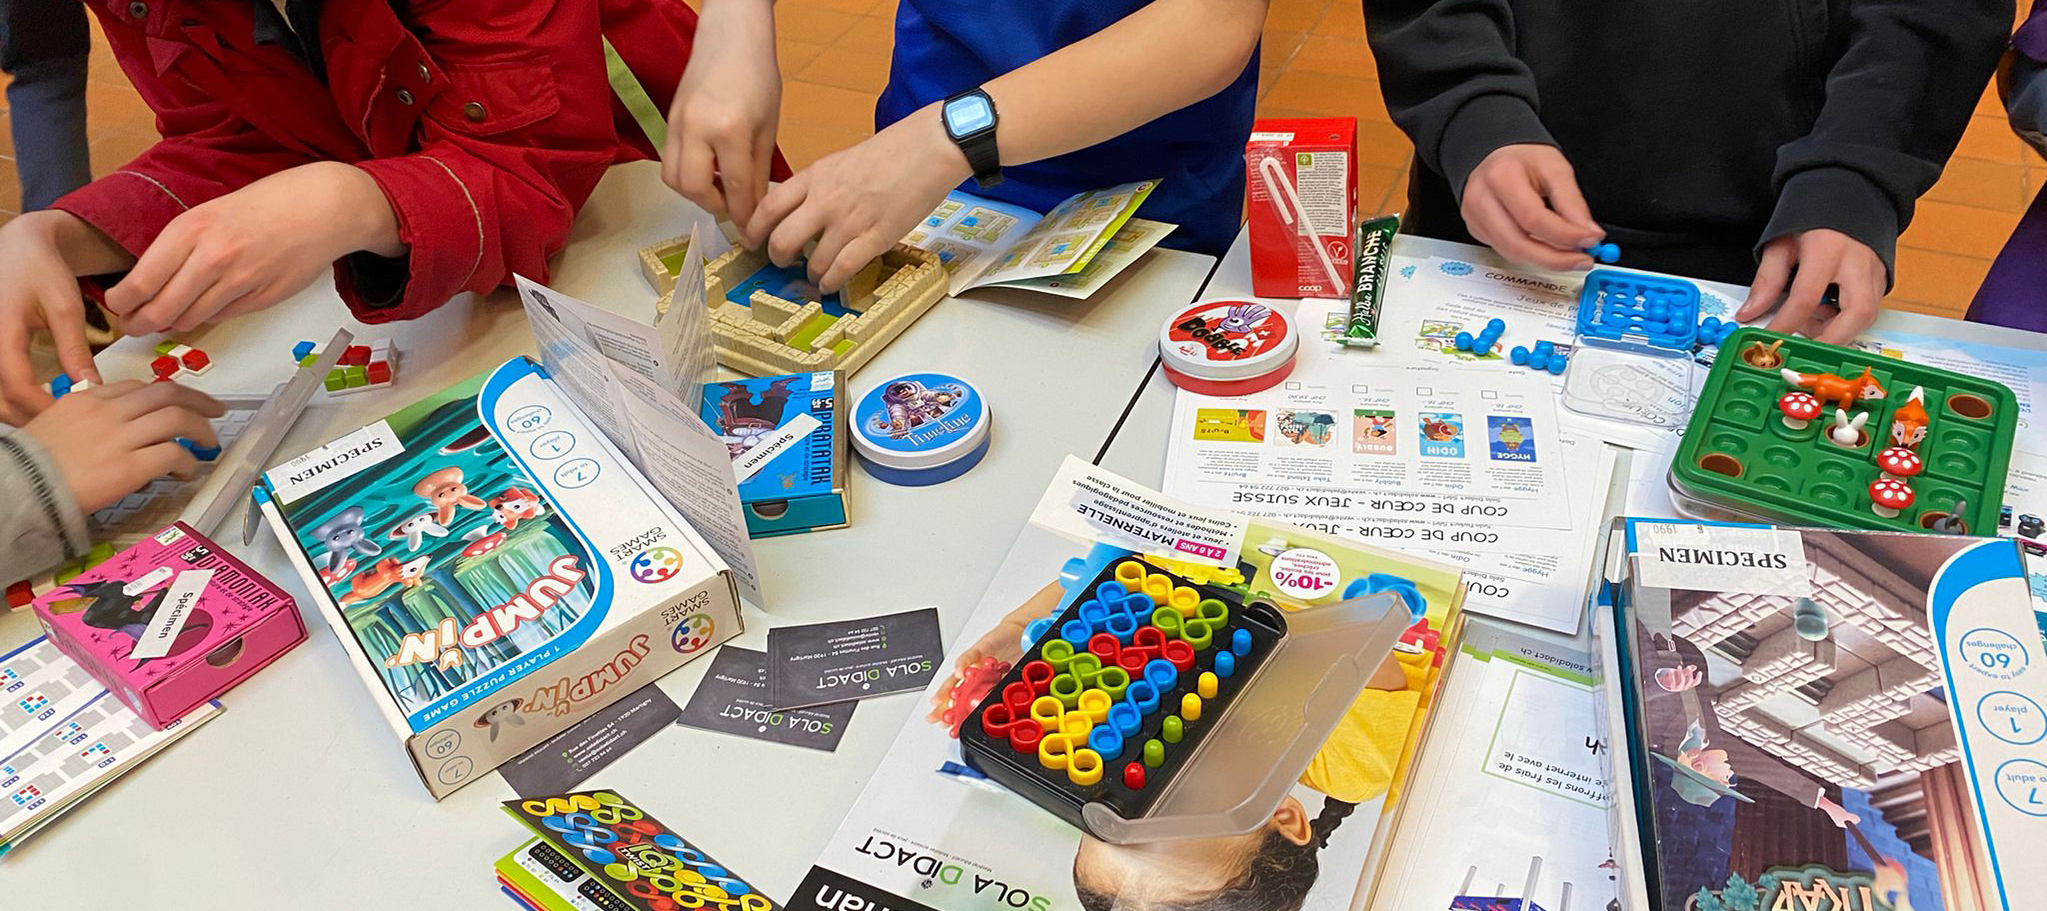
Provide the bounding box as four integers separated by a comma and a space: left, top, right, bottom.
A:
672, 614, 717, 654
629, 546, 684, 584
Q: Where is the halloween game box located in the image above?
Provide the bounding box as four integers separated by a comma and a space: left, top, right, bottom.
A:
259, 358, 741, 798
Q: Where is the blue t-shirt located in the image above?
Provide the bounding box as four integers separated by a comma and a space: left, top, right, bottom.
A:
876, 0, 1258, 257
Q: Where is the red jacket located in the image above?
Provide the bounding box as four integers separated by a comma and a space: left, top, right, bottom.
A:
54, 0, 783, 322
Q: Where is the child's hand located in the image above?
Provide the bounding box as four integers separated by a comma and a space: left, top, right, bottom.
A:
104, 162, 403, 336
663, 0, 781, 233
745, 109, 970, 293
1461, 144, 1604, 272
0, 212, 105, 426
1735, 229, 1886, 345
20, 380, 225, 514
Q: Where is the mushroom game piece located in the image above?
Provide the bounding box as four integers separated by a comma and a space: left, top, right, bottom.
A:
1869, 477, 1915, 518
1740, 338, 1785, 368
1876, 447, 1924, 481
1826, 408, 1869, 448
1777, 391, 1822, 429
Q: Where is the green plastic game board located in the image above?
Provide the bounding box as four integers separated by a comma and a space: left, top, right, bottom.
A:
1671, 328, 2017, 535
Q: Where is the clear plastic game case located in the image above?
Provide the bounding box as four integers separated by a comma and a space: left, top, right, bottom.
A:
960, 555, 1411, 844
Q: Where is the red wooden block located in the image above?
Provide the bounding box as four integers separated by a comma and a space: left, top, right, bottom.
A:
340, 345, 371, 366
180, 348, 210, 371
150, 354, 180, 378
5, 580, 32, 609
366, 361, 392, 385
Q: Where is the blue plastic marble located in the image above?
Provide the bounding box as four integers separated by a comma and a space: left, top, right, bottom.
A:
1585, 242, 1620, 263
1528, 351, 1549, 371
1575, 269, 1700, 353
1453, 331, 1475, 351
1510, 346, 1530, 365
1484, 318, 1506, 336
1533, 340, 1554, 356
1548, 355, 1567, 375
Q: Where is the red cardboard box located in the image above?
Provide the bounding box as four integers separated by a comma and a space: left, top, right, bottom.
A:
1246, 118, 1357, 299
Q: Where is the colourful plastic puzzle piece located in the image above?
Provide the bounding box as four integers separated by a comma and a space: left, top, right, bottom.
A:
1576, 270, 1699, 352
1585, 242, 1620, 263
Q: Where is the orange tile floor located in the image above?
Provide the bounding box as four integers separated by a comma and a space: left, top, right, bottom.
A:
1, 0, 2034, 320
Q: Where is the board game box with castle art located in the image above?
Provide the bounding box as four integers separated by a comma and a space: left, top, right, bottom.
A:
1597, 518, 2047, 911
258, 357, 741, 798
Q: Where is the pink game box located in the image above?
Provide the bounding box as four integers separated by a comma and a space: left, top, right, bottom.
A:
31, 523, 304, 729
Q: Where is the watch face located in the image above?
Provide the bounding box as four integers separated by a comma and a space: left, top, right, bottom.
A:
945, 95, 995, 138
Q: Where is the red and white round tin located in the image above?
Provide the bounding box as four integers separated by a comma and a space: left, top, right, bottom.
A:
1158, 299, 1299, 395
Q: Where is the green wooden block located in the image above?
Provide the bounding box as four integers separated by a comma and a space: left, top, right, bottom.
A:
299, 354, 318, 368
344, 366, 368, 388
324, 370, 348, 392
154, 341, 179, 356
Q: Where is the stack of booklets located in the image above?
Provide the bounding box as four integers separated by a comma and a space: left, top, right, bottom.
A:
779, 458, 1467, 911
0, 638, 219, 856
1596, 518, 2047, 911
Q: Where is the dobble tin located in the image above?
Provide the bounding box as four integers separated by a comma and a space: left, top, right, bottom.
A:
852, 372, 991, 486
1158, 299, 1299, 395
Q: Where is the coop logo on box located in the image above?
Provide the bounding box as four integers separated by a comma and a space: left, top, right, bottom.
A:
630, 547, 685, 584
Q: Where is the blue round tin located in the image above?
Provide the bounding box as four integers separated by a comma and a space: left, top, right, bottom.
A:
851, 372, 991, 486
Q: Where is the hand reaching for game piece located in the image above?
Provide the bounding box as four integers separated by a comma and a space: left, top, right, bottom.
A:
1735, 229, 1887, 345
0, 212, 105, 426
663, 0, 781, 232
1461, 144, 1605, 272
745, 106, 971, 293
104, 162, 404, 337
20, 380, 225, 513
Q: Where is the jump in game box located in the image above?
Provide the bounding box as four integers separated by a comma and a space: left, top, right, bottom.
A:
258, 358, 742, 799
1597, 518, 2046, 911
698, 371, 847, 537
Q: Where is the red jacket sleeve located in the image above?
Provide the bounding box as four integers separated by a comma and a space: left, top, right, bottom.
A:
346, 0, 628, 321
48, 13, 322, 262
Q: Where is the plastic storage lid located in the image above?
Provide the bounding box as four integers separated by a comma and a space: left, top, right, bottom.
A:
1158, 300, 1298, 382
850, 372, 990, 471
1081, 588, 1412, 844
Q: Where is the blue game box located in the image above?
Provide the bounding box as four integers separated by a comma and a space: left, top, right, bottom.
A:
698, 371, 848, 537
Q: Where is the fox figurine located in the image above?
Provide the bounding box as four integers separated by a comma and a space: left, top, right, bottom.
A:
1890, 386, 1930, 449
1782, 366, 1886, 412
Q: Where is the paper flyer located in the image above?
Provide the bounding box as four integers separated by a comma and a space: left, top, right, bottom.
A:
516, 272, 764, 603
787, 460, 1467, 911
905, 182, 1164, 295
1368, 620, 1615, 911
1162, 337, 1615, 632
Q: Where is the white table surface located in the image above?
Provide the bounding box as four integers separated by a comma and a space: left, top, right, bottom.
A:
0, 160, 1215, 903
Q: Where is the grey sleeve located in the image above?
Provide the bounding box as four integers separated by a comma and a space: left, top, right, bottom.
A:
0, 430, 90, 578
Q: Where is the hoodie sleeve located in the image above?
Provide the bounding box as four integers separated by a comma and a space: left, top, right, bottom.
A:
1758, 0, 2014, 279
0, 431, 91, 578
1363, 0, 1558, 198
